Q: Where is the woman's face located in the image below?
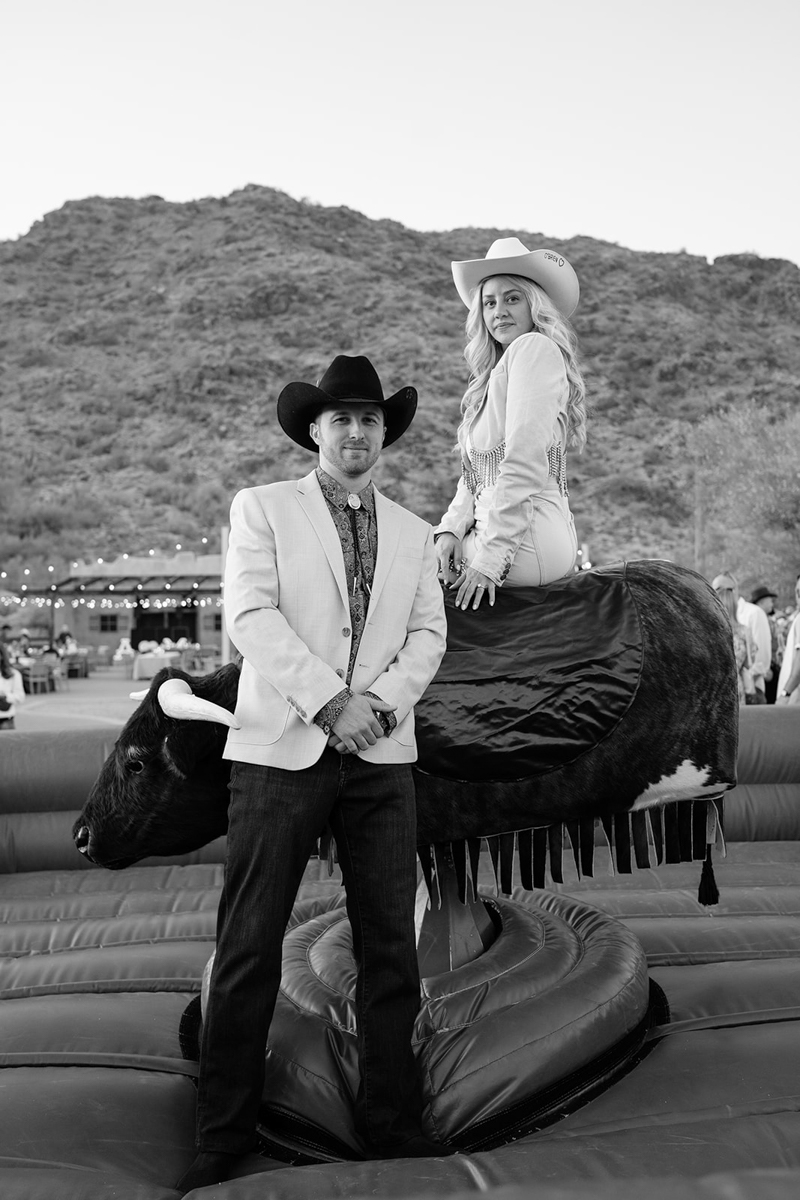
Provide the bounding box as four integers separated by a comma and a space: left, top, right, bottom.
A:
481, 278, 535, 346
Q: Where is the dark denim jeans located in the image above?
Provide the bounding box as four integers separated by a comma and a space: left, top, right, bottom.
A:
196, 751, 424, 1154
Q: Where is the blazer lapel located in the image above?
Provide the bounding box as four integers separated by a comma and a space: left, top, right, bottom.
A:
295, 472, 349, 612
370, 487, 400, 614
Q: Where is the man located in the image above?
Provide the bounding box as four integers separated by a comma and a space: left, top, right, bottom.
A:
737, 586, 771, 704
776, 574, 800, 706
749, 584, 779, 703
178, 356, 448, 1193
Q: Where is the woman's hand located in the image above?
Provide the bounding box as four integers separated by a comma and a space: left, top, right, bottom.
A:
454, 566, 496, 611
435, 533, 464, 587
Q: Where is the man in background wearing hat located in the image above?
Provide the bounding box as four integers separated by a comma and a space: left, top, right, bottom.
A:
749, 584, 779, 702
737, 584, 775, 704
178, 356, 447, 1192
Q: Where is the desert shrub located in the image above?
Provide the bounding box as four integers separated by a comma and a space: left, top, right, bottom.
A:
16, 345, 62, 369
144, 481, 173, 504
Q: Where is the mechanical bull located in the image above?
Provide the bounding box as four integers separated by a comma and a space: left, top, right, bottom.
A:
73, 561, 739, 892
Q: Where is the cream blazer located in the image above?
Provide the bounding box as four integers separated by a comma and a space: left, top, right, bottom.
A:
436, 332, 570, 582
223, 471, 447, 769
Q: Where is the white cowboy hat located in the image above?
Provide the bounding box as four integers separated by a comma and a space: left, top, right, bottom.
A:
451, 237, 580, 318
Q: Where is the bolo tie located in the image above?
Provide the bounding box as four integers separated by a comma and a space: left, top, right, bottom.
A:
346, 493, 371, 598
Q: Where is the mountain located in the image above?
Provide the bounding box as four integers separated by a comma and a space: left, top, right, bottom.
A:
2, 184, 799, 593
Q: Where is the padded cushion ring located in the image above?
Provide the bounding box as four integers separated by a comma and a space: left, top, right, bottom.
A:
200, 890, 651, 1157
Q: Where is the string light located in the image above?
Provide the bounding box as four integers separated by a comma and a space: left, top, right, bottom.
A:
0, 536, 224, 613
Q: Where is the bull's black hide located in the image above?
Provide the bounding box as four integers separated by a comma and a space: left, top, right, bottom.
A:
416, 560, 738, 843
418, 564, 643, 784
73, 561, 738, 878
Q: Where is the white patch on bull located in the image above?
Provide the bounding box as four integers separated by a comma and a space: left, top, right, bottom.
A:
630, 759, 722, 810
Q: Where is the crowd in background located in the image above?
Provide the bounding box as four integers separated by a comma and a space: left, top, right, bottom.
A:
711, 573, 800, 707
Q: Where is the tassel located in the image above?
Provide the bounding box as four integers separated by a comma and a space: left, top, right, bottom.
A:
533, 828, 548, 888
517, 829, 533, 891
547, 825, 563, 884
698, 845, 719, 907
498, 832, 515, 896
450, 840, 469, 904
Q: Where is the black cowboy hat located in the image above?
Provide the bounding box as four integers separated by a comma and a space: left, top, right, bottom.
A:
750, 584, 778, 603
277, 355, 418, 453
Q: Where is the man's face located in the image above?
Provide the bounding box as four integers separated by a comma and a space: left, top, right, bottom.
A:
310, 404, 386, 478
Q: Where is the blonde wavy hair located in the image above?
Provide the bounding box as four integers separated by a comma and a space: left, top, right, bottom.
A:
712, 573, 742, 630
456, 274, 587, 453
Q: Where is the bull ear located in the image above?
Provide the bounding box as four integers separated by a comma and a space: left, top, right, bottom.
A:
157, 678, 240, 729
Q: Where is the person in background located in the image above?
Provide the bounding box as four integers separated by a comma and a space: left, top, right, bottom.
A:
749, 585, 779, 702
712, 573, 758, 706
435, 238, 586, 611
40, 644, 66, 689
0, 644, 26, 730
776, 574, 800, 706
736, 586, 770, 704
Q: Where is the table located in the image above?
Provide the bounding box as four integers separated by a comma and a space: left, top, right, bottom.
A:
131, 651, 181, 681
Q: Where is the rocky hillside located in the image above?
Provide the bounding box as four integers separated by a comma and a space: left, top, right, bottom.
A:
1, 185, 799, 593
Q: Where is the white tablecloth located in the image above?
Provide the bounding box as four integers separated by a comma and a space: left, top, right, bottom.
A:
131, 651, 181, 680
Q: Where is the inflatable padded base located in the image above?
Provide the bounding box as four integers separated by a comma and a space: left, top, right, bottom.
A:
197, 891, 651, 1156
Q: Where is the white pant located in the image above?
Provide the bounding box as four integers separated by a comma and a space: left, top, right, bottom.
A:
464, 490, 578, 587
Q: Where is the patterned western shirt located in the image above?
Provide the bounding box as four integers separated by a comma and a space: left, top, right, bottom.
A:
313, 469, 396, 737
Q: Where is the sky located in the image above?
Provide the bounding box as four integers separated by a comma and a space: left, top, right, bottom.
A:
2, 0, 799, 265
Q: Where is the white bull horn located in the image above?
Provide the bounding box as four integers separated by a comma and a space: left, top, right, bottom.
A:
157, 677, 241, 729
130, 689, 150, 701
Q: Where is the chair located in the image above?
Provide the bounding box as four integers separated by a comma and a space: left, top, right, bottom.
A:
198, 645, 221, 672
179, 648, 203, 674
51, 661, 69, 691
42, 652, 68, 691
27, 662, 52, 694
63, 653, 86, 681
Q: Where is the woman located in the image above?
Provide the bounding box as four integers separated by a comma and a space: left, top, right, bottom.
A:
712, 574, 758, 706
0, 643, 25, 730
435, 238, 586, 611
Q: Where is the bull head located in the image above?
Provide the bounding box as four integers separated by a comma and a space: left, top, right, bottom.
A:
73, 667, 240, 868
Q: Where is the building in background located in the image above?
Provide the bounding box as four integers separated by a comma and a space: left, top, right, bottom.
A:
1, 550, 225, 654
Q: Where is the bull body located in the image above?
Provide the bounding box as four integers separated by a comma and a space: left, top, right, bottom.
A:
74, 561, 738, 871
